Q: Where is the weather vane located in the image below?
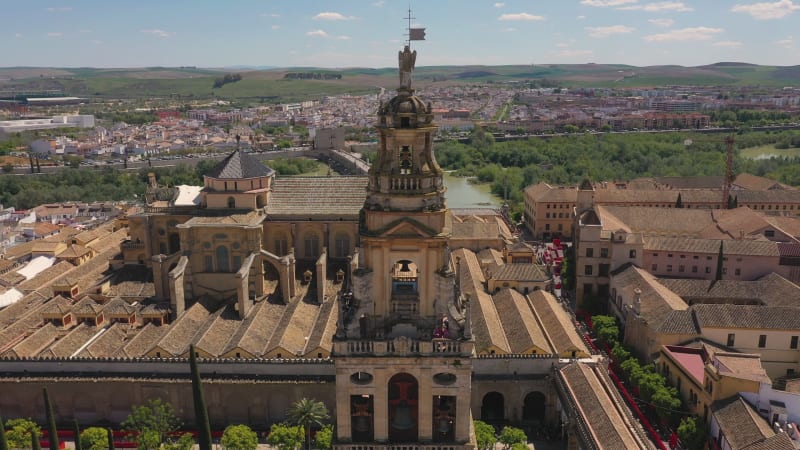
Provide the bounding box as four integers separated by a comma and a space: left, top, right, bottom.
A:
404, 6, 426, 47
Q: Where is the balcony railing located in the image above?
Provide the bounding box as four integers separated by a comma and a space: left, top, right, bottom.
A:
333, 339, 474, 357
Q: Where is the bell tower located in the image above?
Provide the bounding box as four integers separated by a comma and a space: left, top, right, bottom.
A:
332, 35, 475, 450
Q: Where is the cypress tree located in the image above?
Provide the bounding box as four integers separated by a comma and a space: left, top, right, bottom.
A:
675, 193, 683, 208
73, 419, 81, 450
0, 415, 9, 450
32, 429, 42, 450
715, 241, 724, 281
43, 388, 59, 450
107, 428, 115, 450
189, 344, 212, 450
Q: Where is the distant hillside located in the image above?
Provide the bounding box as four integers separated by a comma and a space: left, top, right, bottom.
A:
1, 62, 798, 102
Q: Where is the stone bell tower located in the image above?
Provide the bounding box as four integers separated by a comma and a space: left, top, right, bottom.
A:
331, 43, 475, 450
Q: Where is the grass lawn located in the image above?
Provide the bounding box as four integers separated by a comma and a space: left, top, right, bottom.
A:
740, 144, 800, 159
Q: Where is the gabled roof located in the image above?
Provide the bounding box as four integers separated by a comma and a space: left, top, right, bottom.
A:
207, 150, 275, 179
712, 396, 793, 450
693, 304, 800, 330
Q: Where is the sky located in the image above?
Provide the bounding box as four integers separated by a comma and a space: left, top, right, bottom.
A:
4, 0, 800, 68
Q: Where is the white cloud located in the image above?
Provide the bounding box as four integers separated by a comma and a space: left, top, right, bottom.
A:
313, 12, 356, 20
581, 0, 637, 6
498, 12, 545, 21
648, 18, 674, 27
494, 2, 505, 7
501, 27, 517, 32
260, 13, 281, 18
46, 32, 63, 37
555, 42, 570, 48
619, 2, 693, 11
712, 40, 743, 47
337, 35, 351, 40
140, 29, 176, 38
577, 15, 587, 19
306, 29, 329, 37
271, 25, 281, 30
585, 25, 635, 37
46, 7, 72, 12
644, 26, 723, 41
732, 0, 799, 19
775, 36, 794, 48
372, 0, 385, 6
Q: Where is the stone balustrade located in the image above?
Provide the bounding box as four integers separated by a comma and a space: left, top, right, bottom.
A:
335, 444, 473, 450
333, 339, 474, 357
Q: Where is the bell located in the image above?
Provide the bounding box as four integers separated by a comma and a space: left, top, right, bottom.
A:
438, 419, 451, 435
399, 261, 411, 272
391, 400, 414, 430
353, 415, 371, 433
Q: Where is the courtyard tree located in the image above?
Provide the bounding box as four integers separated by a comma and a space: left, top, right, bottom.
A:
286, 398, 329, 450
221, 424, 258, 450
121, 398, 181, 448
0, 415, 8, 450
80, 427, 109, 450
5, 418, 41, 449
498, 426, 527, 449
43, 388, 59, 450
473, 420, 496, 450
313, 425, 333, 450
266, 424, 304, 450
189, 344, 212, 450
73, 420, 82, 450
677, 416, 707, 450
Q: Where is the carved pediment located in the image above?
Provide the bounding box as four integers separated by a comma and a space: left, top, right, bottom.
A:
371, 217, 436, 238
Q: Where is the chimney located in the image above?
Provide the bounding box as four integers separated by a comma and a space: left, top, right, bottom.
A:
633, 287, 642, 315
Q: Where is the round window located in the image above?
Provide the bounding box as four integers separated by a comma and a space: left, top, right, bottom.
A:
350, 372, 374, 385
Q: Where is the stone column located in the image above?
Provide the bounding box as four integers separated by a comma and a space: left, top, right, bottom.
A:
374, 370, 389, 442
335, 371, 352, 441
418, 368, 432, 441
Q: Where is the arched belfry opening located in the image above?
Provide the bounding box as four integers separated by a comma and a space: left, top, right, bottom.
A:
391, 260, 419, 319
388, 373, 419, 442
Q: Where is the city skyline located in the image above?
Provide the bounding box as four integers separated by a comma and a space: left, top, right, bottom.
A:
3, 0, 800, 69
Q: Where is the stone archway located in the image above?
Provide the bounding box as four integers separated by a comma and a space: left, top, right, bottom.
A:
481, 391, 504, 422
522, 391, 546, 422
388, 372, 418, 442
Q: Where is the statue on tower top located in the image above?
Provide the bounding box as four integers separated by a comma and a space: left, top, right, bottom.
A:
398, 45, 417, 90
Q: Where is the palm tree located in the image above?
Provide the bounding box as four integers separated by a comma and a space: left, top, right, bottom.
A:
286, 399, 330, 450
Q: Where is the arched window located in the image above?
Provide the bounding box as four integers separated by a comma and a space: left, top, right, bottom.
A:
227, 197, 236, 208
216, 246, 230, 272
274, 233, 288, 256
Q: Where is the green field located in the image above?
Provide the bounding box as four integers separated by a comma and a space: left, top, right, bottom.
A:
2, 61, 799, 102
740, 144, 800, 160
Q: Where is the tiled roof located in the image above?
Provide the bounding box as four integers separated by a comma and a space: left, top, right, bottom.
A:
712, 397, 780, 450
207, 150, 275, 179
266, 177, 367, 218
558, 362, 645, 449
656, 310, 698, 334
693, 304, 800, 330
492, 288, 550, 354
612, 265, 688, 331
456, 248, 510, 354
528, 290, 590, 356
488, 263, 550, 282
597, 206, 718, 237
643, 236, 778, 257
658, 273, 800, 308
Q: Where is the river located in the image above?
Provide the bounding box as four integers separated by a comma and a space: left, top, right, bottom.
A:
442, 173, 501, 209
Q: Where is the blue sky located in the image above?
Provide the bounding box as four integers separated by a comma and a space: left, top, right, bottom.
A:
5, 0, 800, 68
